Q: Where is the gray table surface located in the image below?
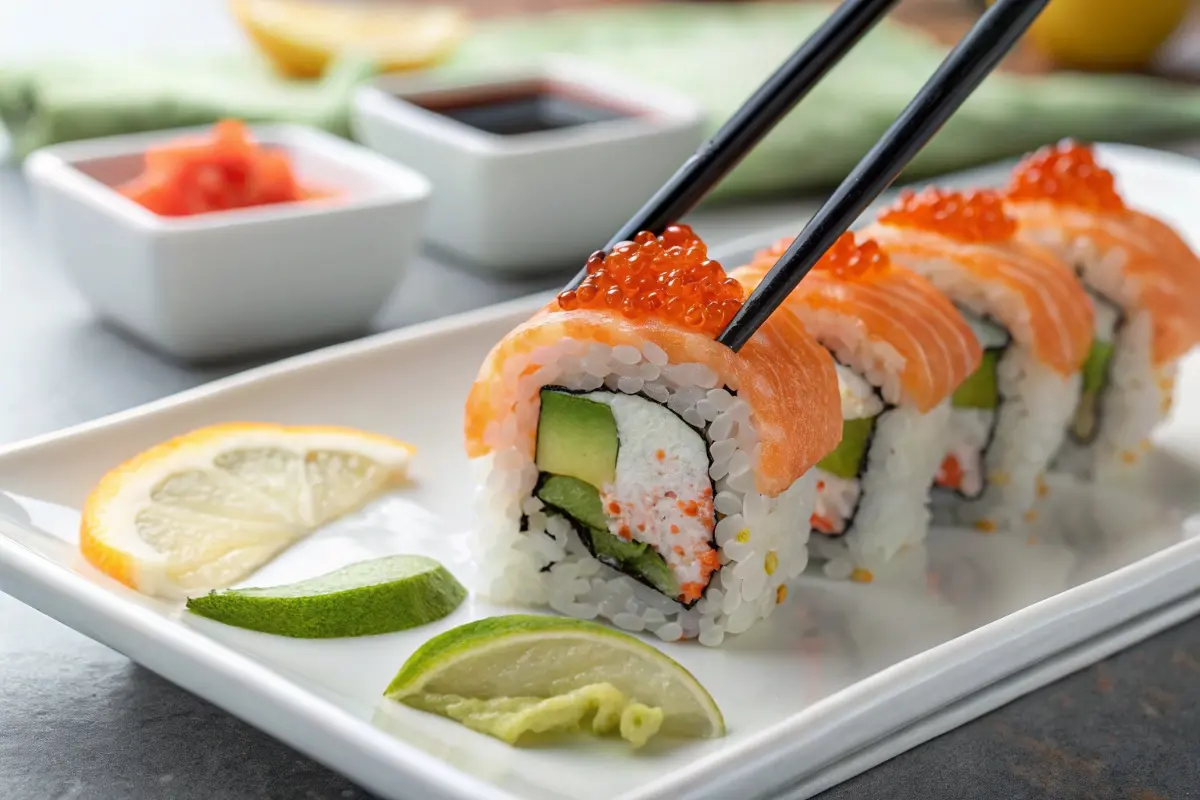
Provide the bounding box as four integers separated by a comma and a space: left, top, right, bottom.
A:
3, 5, 1200, 799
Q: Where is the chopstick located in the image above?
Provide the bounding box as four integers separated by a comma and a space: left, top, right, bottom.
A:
717, 0, 1050, 351
563, 0, 901, 291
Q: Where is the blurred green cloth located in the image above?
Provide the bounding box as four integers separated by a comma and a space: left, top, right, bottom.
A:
450, 3, 1200, 199
4, 2, 1200, 200
0, 57, 373, 159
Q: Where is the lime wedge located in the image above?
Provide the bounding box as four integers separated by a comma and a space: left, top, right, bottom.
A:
186, 555, 466, 638
384, 615, 724, 746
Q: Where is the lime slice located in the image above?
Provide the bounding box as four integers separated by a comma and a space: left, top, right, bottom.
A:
384, 615, 724, 746
186, 555, 466, 638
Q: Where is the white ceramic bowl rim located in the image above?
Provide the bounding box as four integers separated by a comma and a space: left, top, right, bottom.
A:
361, 57, 707, 157
23, 123, 432, 233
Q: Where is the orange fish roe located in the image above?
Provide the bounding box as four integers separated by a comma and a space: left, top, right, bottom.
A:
555, 224, 745, 337
936, 454, 965, 490
1007, 140, 1125, 213
811, 231, 891, 280
878, 187, 1017, 243
810, 513, 837, 535
849, 568, 874, 584
754, 231, 890, 282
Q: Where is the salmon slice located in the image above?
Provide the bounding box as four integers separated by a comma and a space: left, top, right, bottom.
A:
733, 232, 983, 412
1005, 140, 1200, 365
861, 188, 1094, 376
1006, 201, 1200, 365
464, 304, 843, 497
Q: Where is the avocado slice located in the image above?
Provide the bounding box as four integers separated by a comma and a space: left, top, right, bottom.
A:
536, 474, 608, 531
1070, 338, 1115, 441
536, 389, 619, 490
817, 416, 875, 479
536, 475, 679, 599
952, 349, 1001, 410
1081, 338, 1115, 395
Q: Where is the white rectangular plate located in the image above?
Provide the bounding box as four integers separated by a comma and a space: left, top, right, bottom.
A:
2, 144, 1200, 800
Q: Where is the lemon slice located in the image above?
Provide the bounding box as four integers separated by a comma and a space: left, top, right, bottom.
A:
385, 615, 725, 746
80, 423, 415, 598
229, 0, 470, 79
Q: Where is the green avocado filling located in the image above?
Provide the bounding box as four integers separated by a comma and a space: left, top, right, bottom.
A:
1071, 338, 1115, 441
534, 390, 678, 598
536, 389, 618, 489
952, 349, 1001, 410
817, 415, 876, 479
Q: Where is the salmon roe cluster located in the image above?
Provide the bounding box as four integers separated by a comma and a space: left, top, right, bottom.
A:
556, 224, 745, 337
879, 187, 1017, 243
755, 232, 889, 281
813, 231, 890, 280
1008, 140, 1125, 212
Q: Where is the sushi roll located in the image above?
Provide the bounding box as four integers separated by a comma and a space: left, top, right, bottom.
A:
733, 232, 981, 580
1004, 141, 1200, 481
862, 187, 1095, 531
464, 225, 842, 645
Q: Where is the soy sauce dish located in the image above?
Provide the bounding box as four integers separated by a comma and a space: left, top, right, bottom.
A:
352, 62, 706, 275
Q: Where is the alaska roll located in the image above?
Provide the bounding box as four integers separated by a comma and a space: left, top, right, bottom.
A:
864, 188, 1095, 531
464, 226, 842, 646
734, 232, 981, 580
1005, 141, 1200, 482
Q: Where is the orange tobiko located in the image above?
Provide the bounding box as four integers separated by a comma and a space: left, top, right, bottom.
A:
879, 187, 1017, 243
1007, 140, 1125, 213
556, 224, 745, 337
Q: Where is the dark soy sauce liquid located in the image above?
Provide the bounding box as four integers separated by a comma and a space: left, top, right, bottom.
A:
413, 82, 636, 136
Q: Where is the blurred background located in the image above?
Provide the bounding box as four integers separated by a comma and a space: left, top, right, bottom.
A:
3, 0, 1200, 371
3, 0, 1200, 188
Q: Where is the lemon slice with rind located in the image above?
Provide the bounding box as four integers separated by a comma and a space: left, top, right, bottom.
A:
80, 423, 415, 598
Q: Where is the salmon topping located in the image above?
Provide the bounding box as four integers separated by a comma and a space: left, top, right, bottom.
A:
1008, 140, 1125, 212
879, 188, 1017, 243
556, 224, 745, 337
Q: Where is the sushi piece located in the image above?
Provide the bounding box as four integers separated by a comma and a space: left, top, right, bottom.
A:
464, 225, 843, 646
862, 187, 1095, 531
1004, 141, 1200, 481
733, 232, 982, 580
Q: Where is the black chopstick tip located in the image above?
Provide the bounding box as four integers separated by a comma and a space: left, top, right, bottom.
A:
717, 0, 1053, 353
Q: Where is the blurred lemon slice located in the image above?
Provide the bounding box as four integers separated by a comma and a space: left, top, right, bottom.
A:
80, 423, 415, 598
230, 0, 469, 79
999, 0, 1189, 70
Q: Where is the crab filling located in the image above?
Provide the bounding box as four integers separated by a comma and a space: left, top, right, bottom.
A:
533, 388, 717, 604
811, 364, 884, 536
936, 310, 1010, 500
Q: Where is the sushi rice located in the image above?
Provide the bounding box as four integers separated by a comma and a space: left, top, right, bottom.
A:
801, 331, 951, 581
472, 339, 813, 647
873, 249, 1085, 531
1018, 233, 1175, 482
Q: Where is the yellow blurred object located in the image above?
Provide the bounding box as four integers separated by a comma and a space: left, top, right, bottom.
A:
229, 0, 470, 79
995, 0, 1189, 70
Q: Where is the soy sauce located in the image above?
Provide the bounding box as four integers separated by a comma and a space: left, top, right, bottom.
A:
411, 81, 637, 136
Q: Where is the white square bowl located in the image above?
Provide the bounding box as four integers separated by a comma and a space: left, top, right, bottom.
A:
24, 124, 432, 362
352, 61, 706, 275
